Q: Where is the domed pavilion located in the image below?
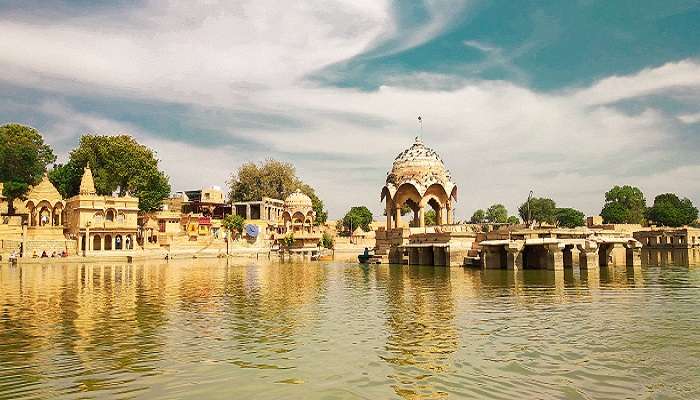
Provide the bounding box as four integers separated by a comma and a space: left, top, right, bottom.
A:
381, 137, 457, 228
282, 189, 316, 233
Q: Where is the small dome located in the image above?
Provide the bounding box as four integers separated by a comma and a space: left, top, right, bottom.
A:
384, 137, 456, 199
285, 189, 313, 209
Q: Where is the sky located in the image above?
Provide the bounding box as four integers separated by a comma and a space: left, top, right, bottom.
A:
1, 0, 699, 220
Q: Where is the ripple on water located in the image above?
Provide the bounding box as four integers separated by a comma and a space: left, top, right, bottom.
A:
0, 261, 699, 399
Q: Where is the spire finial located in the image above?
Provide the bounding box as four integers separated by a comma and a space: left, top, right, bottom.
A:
417, 115, 423, 141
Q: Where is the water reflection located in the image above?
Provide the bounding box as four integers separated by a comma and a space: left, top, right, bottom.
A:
377, 266, 458, 399
0, 260, 699, 399
642, 248, 700, 267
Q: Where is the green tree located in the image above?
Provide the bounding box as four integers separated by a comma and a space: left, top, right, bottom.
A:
647, 193, 699, 227
228, 159, 327, 225
555, 207, 585, 228
507, 215, 520, 224
486, 203, 508, 223
222, 214, 245, 238
342, 206, 373, 232
48, 135, 170, 212
470, 209, 486, 223
518, 197, 557, 226
320, 232, 334, 249
0, 124, 56, 215
424, 209, 437, 226
600, 185, 646, 224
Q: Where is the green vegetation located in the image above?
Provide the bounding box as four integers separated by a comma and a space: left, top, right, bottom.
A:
470, 209, 485, 223
647, 193, 698, 227
486, 203, 508, 223
222, 214, 245, 238
600, 185, 646, 224
555, 207, 585, 228
0, 124, 56, 215
341, 206, 373, 232
518, 197, 557, 226
281, 233, 295, 247
49, 135, 170, 212
506, 215, 520, 224
227, 159, 327, 225
424, 209, 437, 226
320, 232, 334, 249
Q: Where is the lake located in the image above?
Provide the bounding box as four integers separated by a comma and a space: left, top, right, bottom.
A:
1, 259, 699, 399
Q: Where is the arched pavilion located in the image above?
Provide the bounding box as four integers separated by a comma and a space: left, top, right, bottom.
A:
381, 137, 457, 229
281, 189, 315, 234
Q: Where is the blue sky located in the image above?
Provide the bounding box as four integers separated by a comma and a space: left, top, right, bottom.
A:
1, 0, 699, 219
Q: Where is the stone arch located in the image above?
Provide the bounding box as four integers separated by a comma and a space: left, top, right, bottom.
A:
38, 206, 52, 226
126, 234, 133, 250
93, 211, 105, 225
393, 182, 422, 208
422, 184, 449, 206
292, 211, 305, 232
115, 234, 123, 250
93, 234, 101, 251
104, 234, 112, 250
380, 186, 392, 203
25, 200, 37, 226
105, 208, 116, 222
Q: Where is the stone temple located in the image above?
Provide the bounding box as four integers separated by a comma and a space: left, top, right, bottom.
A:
381, 137, 457, 228
376, 137, 478, 266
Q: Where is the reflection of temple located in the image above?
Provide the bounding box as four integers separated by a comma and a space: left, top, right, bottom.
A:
64, 165, 140, 254
376, 265, 458, 398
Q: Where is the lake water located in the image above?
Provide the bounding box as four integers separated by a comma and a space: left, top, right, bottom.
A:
1, 259, 699, 399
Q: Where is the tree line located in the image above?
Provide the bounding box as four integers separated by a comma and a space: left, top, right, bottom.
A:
469, 185, 698, 228
0, 124, 329, 221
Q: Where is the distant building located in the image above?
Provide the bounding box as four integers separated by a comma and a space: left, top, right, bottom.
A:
64, 165, 140, 254
181, 187, 230, 218
634, 227, 700, 249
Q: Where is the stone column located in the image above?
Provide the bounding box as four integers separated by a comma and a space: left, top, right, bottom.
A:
408, 247, 419, 265
506, 247, 523, 270
577, 243, 599, 270
394, 208, 401, 229
545, 244, 564, 271
446, 204, 453, 225
246, 205, 251, 220
418, 206, 425, 228
626, 243, 642, 267
386, 203, 392, 230
482, 247, 501, 269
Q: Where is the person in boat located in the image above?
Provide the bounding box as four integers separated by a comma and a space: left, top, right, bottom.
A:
363, 247, 369, 257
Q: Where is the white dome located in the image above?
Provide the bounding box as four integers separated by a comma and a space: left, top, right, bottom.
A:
284, 189, 313, 209
383, 137, 456, 199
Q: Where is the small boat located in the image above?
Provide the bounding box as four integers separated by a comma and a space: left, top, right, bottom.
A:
358, 254, 382, 264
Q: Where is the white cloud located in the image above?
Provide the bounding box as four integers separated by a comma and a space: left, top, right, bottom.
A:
571, 59, 700, 105
678, 112, 700, 124
0, 2, 699, 219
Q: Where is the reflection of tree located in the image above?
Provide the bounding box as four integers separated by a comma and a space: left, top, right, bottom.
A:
377, 265, 458, 399
221, 262, 328, 370
0, 263, 171, 397
0, 307, 45, 397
